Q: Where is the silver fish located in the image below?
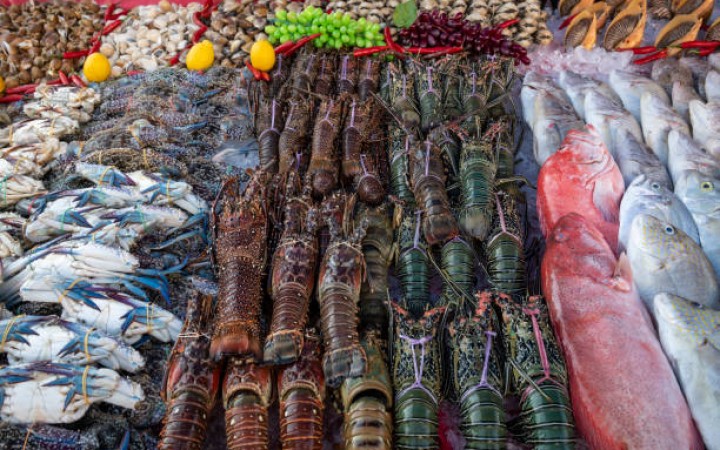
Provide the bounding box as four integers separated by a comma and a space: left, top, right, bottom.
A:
627, 214, 719, 311
675, 170, 720, 279
667, 130, 720, 189
618, 175, 699, 252
531, 90, 584, 165
679, 57, 710, 99
689, 100, 720, 150
557, 71, 621, 120
709, 53, 720, 73
609, 69, 670, 123
521, 71, 572, 128
640, 91, 690, 166
654, 293, 720, 450
704, 70, 720, 103
614, 127, 673, 190
584, 89, 643, 159
652, 58, 694, 96
672, 80, 702, 123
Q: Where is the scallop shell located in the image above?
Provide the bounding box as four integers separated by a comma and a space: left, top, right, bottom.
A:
655, 13, 703, 55
707, 17, 720, 41
565, 9, 597, 49
603, 0, 647, 50
671, 0, 714, 21
648, 0, 673, 19
558, 0, 592, 16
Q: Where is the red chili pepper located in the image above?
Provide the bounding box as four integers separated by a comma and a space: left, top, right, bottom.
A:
169, 52, 182, 66
89, 40, 102, 55
104, 4, 116, 21
0, 95, 23, 103
559, 14, 577, 30
282, 33, 322, 57
46, 78, 62, 86
680, 40, 720, 49
353, 45, 390, 57
384, 26, 404, 54
497, 18, 520, 29
5, 84, 36, 94
193, 11, 205, 27
108, 8, 130, 20
634, 49, 668, 65
70, 75, 87, 88
126, 70, 143, 76
260, 71, 270, 82
406, 46, 464, 54
274, 41, 295, 54
58, 71, 69, 85
245, 60, 263, 80
698, 47, 718, 57
102, 20, 122, 36
63, 50, 89, 59
628, 46, 658, 54
192, 26, 208, 44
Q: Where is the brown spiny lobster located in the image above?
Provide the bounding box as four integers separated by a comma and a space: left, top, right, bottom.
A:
358, 57, 382, 101
223, 358, 272, 450
410, 139, 459, 246
341, 330, 393, 450
278, 330, 325, 450
309, 97, 344, 198
318, 194, 368, 387
291, 52, 319, 95
264, 191, 320, 365
159, 293, 220, 450
211, 173, 268, 361
337, 54, 358, 95
254, 96, 285, 173
315, 53, 336, 96
278, 99, 313, 175
343, 97, 385, 205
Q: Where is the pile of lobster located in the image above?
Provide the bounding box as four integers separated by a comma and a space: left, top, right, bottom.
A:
158, 48, 576, 449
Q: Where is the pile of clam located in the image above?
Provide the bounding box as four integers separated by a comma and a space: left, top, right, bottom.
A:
418, 0, 552, 46
0, 0, 105, 88
325, 0, 401, 26
100, 1, 204, 76
205, 0, 288, 67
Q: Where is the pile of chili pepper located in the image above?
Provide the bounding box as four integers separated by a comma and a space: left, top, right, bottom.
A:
246, 34, 322, 82
0, 71, 87, 103
63, 3, 130, 60
626, 40, 720, 65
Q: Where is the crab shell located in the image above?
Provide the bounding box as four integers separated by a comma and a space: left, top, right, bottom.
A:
655, 14, 703, 56
565, 9, 598, 49
671, 0, 714, 22
604, 0, 648, 50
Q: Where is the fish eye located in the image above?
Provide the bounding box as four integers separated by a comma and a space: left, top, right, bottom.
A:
651, 182, 660, 191
701, 181, 714, 192
664, 225, 675, 235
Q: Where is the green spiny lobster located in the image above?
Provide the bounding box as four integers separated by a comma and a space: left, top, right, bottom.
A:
395, 209, 431, 318
486, 190, 526, 296
458, 135, 497, 241
391, 303, 446, 450
495, 293, 576, 449
449, 292, 508, 449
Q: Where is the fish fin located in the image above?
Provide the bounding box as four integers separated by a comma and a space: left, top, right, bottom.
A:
592, 177, 620, 223
610, 252, 633, 292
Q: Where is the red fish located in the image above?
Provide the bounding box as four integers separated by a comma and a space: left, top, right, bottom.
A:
537, 126, 624, 251
541, 213, 703, 450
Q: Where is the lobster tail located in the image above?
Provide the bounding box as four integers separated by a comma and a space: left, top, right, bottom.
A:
440, 236, 476, 306
278, 332, 325, 450
345, 397, 393, 450
459, 141, 497, 241
159, 390, 213, 450
486, 191, 526, 295
396, 210, 430, 317
460, 389, 508, 449
357, 171, 385, 206
319, 292, 367, 387
264, 328, 305, 366
519, 382, 576, 449
223, 359, 272, 450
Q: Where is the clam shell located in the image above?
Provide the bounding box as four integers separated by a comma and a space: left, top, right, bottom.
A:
671, 0, 713, 21
655, 13, 702, 56
604, 0, 647, 50
566, 9, 597, 49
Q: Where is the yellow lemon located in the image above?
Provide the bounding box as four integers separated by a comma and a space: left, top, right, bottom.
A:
0, 76, 4, 94
186, 40, 215, 71
250, 40, 276, 72
83, 53, 111, 83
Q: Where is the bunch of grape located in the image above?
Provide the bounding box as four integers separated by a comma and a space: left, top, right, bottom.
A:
265, 6, 386, 49
397, 11, 530, 64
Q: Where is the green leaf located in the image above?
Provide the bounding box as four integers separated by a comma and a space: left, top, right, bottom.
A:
393, 0, 418, 28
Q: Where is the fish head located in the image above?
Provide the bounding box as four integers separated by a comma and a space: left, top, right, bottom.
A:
681, 170, 720, 214
654, 292, 720, 344
689, 100, 720, 129
547, 213, 617, 277
629, 214, 697, 263
626, 174, 673, 206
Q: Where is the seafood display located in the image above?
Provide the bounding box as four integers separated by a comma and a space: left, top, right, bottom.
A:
1, 0, 719, 448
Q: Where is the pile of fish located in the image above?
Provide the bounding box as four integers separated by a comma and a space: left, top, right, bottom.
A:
523, 53, 720, 449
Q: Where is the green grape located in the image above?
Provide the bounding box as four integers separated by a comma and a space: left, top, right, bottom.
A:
288, 24, 297, 32
276, 10, 287, 20
364, 40, 374, 48
340, 26, 347, 33
266, 25, 277, 34
280, 33, 290, 43
332, 29, 341, 38
342, 13, 352, 24
356, 38, 366, 47
293, 32, 302, 41
364, 30, 375, 40
314, 39, 323, 48
319, 33, 328, 43
269, 35, 279, 44
358, 17, 367, 26
341, 34, 350, 43
319, 25, 327, 34
334, 40, 343, 49
370, 23, 381, 33
287, 12, 297, 22
310, 24, 319, 34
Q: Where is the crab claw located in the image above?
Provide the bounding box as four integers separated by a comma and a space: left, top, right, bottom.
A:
121, 275, 170, 305
152, 228, 205, 250
58, 210, 93, 228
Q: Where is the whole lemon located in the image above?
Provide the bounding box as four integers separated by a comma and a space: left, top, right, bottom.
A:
250, 40, 276, 72
0, 76, 4, 94
83, 53, 111, 83
186, 40, 215, 71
